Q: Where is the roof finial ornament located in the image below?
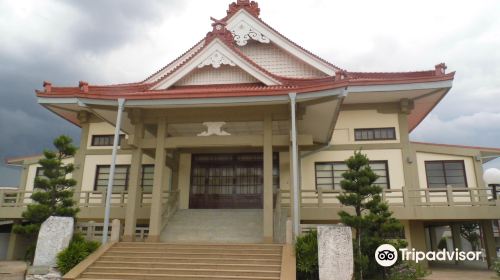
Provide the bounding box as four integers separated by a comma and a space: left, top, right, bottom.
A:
205, 17, 234, 44
226, 0, 260, 18
435, 63, 447, 76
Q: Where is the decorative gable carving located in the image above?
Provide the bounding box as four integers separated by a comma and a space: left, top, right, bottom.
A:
198, 51, 236, 68
230, 20, 270, 46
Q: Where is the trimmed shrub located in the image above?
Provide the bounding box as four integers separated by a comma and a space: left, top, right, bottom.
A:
388, 261, 427, 280
493, 258, 500, 277
296, 230, 319, 280
56, 234, 99, 275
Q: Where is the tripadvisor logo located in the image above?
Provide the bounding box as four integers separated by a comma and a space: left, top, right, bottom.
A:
375, 244, 398, 267
375, 244, 482, 267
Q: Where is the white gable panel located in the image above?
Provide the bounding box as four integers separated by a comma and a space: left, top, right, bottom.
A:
152, 38, 280, 90
239, 41, 327, 78
175, 65, 259, 86
226, 10, 337, 76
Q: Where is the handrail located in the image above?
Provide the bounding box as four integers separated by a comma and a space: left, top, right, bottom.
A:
279, 186, 499, 208
0, 189, 179, 209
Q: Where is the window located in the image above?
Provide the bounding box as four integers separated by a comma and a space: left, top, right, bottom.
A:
94, 165, 130, 192
34, 167, 48, 187
94, 164, 155, 192
141, 164, 154, 193
425, 160, 467, 188
354, 127, 396, 141
91, 134, 125, 146
315, 161, 390, 190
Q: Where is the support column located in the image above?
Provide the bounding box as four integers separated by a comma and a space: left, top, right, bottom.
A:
123, 117, 144, 241
450, 223, 462, 251
72, 111, 91, 203
263, 115, 273, 243
289, 93, 300, 239
409, 221, 429, 268
398, 100, 419, 207
147, 117, 167, 242
6, 228, 19, 260
480, 220, 496, 268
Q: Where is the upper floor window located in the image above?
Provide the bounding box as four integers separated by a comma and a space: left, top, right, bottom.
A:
91, 134, 125, 147
424, 160, 467, 188
94, 164, 154, 192
141, 164, 154, 193
315, 160, 390, 190
354, 127, 396, 141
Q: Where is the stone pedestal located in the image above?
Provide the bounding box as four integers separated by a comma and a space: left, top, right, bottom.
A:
33, 216, 74, 267
317, 225, 353, 280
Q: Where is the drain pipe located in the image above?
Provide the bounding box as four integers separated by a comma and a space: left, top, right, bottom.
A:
289, 93, 300, 239
102, 98, 126, 244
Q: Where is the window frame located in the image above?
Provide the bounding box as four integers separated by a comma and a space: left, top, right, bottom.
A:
424, 160, 468, 189
94, 164, 130, 191
140, 164, 155, 193
91, 134, 126, 147
314, 160, 391, 190
354, 127, 397, 141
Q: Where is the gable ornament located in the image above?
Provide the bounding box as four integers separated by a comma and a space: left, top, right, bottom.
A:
231, 20, 270, 46
198, 51, 236, 69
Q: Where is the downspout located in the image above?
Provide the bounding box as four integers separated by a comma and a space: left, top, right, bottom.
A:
102, 98, 126, 244
289, 92, 300, 239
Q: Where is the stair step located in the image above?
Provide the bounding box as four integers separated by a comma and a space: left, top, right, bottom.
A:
108, 247, 281, 254
98, 255, 282, 265
93, 261, 281, 271
86, 267, 280, 277
116, 242, 282, 248
104, 251, 282, 259
79, 272, 280, 280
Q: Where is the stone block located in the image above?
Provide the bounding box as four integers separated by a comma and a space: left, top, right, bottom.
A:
33, 216, 74, 267
318, 225, 354, 280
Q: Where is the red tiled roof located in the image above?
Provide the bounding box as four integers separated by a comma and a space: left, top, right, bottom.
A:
35, 0, 455, 101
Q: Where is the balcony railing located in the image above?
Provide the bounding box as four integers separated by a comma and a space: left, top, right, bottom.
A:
280, 186, 499, 208
0, 189, 178, 209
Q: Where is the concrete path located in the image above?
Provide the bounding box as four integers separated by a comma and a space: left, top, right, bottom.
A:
424, 267, 498, 280
161, 209, 263, 243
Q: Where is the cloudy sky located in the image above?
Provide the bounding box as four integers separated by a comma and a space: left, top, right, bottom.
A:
0, 0, 499, 186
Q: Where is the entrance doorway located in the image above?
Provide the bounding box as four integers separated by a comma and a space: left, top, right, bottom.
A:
189, 153, 278, 209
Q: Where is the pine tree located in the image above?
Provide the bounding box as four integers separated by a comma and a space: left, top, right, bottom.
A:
338, 151, 406, 280
14, 135, 80, 237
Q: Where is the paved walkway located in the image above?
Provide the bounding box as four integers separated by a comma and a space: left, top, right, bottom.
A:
424, 267, 498, 280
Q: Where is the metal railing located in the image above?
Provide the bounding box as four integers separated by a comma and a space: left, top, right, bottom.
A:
280, 186, 500, 208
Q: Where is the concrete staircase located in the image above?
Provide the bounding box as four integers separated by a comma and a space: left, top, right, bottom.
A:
74, 242, 284, 280
160, 209, 263, 243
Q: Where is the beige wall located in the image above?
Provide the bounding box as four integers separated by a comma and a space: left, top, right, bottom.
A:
416, 152, 477, 189
80, 154, 155, 192
24, 158, 74, 192
300, 149, 406, 190
332, 109, 400, 145
87, 122, 127, 150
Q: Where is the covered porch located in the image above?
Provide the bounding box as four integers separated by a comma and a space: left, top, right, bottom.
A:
41, 88, 344, 243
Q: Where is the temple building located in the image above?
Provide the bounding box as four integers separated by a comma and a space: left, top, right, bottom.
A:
2, 1, 500, 278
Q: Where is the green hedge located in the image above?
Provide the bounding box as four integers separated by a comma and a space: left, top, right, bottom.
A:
296, 230, 319, 280
56, 234, 100, 275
